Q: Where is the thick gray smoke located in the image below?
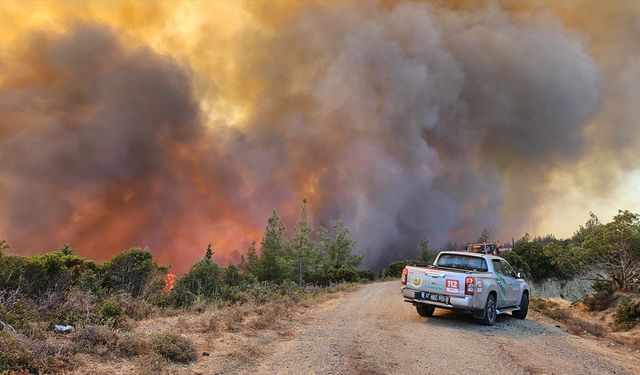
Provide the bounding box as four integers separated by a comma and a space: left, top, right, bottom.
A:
228, 2, 600, 267
0, 23, 221, 265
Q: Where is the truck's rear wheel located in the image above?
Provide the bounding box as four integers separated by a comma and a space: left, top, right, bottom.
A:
481, 294, 497, 326
512, 292, 529, 320
416, 304, 435, 317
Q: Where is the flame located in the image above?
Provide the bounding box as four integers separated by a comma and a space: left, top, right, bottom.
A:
163, 273, 176, 294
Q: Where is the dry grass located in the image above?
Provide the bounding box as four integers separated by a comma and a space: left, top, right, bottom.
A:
226, 343, 265, 364
70, 325, 119, 356
117, 332, 151, 357
531, 297, 606, 338
58, 282, 359, 374
0, 330, 69, 374
150, 332, 197, 364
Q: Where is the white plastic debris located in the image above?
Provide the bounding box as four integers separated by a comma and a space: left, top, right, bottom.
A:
54, 324, 74, 333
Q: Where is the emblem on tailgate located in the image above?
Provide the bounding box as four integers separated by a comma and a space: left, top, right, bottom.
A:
411, 276, 422, 287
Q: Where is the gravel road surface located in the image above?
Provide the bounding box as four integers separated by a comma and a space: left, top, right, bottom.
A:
252, 281, 638, 375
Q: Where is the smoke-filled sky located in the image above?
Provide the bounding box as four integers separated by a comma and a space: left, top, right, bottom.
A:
0, 1, 638, 272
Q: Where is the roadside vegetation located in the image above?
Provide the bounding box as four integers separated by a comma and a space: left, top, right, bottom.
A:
506, 209, 640, 348
0, 199, 371, 374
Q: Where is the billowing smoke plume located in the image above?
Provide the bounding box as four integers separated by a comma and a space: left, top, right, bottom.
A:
0, 23, 251, 269
0, 1, 619, 272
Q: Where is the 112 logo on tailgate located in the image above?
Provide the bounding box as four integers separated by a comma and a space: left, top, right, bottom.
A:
445, 279, 459, 293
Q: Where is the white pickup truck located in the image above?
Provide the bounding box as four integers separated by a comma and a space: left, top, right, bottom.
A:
401, 251, 530, 325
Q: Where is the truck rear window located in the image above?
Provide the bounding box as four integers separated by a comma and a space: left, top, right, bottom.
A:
436, 254, 488, 272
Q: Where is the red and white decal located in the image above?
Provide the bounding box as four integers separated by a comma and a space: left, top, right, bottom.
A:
445, 279, 459, 293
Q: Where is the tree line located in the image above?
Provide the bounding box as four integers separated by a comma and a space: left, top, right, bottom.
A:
0, 199, 370, 316
382, 209, 640, 293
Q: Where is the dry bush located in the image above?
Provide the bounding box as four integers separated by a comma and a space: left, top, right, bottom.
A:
227, 343, 265, 364
135, 352, 172, 375
0, 330, 66, 373
71, 325, 119, 356
57, 289, 98, 325
583, 290, 616, 311
529, 297, 558, 311
615, 298, 640, 330
222, 304, 253, 332
249, 303, 290, 330
200, 312, 223, 335
117, 332, 150, 357
122, 296, 156, 320
150, 333, 197, 364
0, 331, 40, 373
608, 334, 640, 349
562, 316, 606, 337
249, 312, 277, 330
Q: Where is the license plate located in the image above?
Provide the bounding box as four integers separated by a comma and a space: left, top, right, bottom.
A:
415, 291, 449, 304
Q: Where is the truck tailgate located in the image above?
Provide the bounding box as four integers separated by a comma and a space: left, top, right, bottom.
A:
406, 266, 468, 299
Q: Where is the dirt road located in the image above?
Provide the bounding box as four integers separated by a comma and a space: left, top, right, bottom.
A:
252, 281, 638, 375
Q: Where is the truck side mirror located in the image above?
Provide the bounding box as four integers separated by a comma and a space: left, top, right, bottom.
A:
516, 272, 525, 279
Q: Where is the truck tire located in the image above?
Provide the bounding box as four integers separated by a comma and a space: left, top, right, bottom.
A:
481, 294, 497, 326
416, 304, 435, 317
512, 292, 529, 320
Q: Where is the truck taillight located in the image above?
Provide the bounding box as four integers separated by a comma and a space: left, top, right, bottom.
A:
465, 277, 475, 295
401, 267, 408, 286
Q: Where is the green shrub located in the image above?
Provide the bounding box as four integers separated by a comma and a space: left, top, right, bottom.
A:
357, 269, 375, 281
500, 252, 530, 276
615, 299, 640, 330
100, 248, 154, 297
100, 297, 124, 322
224, 264, 243, 287
0, 296, 37, 333
381, 260, 409, 278
151, 333, 197, 364
0, 251, 96, 298
170, 258, 223, 307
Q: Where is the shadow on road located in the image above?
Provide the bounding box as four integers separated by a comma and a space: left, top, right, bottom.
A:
418, 309, 564, 339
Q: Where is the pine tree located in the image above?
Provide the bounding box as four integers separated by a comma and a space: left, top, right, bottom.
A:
259, 211, 293, 282
328, 220, 363, 269
205, 244, 214, 262
240, 241, 260, 280
478, 228, 491, 243
59, 243, 74, 256
224, 264, 242, 287
293, 198, 312, 284
418, 235, 432, 262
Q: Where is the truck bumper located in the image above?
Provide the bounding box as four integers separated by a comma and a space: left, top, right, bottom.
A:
402, 287, 477, 311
